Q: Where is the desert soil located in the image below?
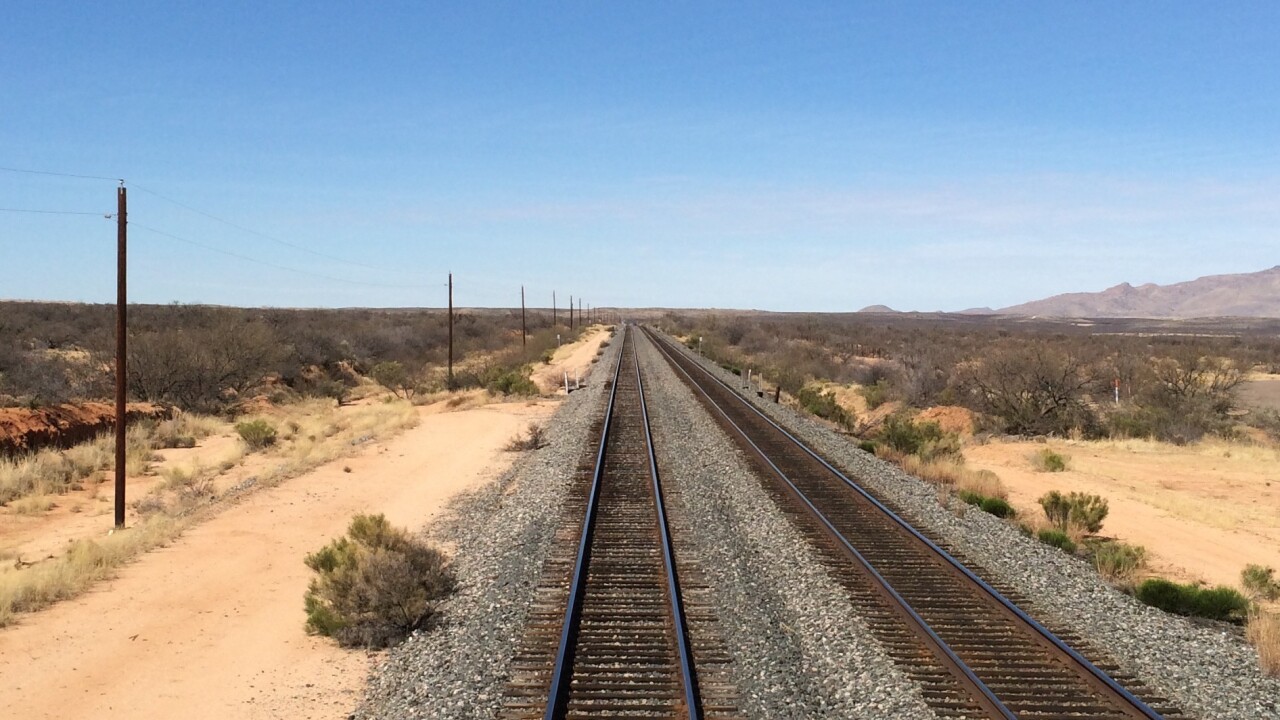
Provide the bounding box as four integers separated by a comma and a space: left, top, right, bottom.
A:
966, 438, 1280, 593
1, 330, 611, 720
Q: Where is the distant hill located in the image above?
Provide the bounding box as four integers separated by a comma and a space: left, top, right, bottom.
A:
998, 266, 1280, 319
857, 304, 897, 313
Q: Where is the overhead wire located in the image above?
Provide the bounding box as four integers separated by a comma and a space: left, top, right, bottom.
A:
129, 182, 414, 275
131, 222, 431, 290
0, 207, 110, 216
1, 164, 479, 297
0, 165, 122, 182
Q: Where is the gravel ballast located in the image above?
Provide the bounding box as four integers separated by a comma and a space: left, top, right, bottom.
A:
354, 336, 622, 720
637, 335, 939, 720
660, 328, 1280, 720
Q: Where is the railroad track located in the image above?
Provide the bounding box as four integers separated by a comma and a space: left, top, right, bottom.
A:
502, 325, 738, 719
644, 325, 1191, 720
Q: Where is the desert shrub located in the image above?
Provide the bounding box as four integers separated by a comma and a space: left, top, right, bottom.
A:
1242, 564, 1280, 601
857, 440, 878, 454
370, 361, 415, 399
978, 496, 1015, 518
129, 315, 288, 414
956, 490, 1015, 518
1037, 528, 1077, 554
1038, 490, 1108, 534
859, 379, 892, 410
235, 420, 277, 449
958, 344, 1095, 436
303, 513, 455, 648
1031, 448, 1069, 472
796, 386, 851, 428
1135, 578, 1251, 622
877, 414, 959, 460
486, 366, 538, 396
1090, 540, 1147, 583
504, 423, 547, 451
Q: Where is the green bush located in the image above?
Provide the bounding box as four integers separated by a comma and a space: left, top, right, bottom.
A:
797, 385, 851, 428
235, 420, 277, 449
1090, 540, 1147, 582
304, 513, 455, 648
1038, 490, 1108, 534
979, 496, 1016, 518
370, 361, 416, 399
485, 365, 539, 396
877, 414, 960, 461
857, 440, 878, 454
956, 490, 1015, 518
858, 379, 892, 410
1037, 528, 1077, 554
1032, 448, 1068, 472
1135, 578, 1251, 622
1243, 564, 1280, 601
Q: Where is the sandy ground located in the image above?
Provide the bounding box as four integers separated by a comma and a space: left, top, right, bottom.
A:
1241, 372, 1280, 412
0, 398, 556, 720
532, 325, 611, 393
967, 438, 1280, 591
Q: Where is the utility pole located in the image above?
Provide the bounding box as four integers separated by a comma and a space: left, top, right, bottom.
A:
114, 184, 127, 528
578, 298, 582, 328
569, 294, 574, 330
521, 285, 527, 348
447, 272, 454, 388
552, 291, 557, 327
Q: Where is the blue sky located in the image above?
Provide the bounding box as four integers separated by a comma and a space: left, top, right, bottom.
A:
3, 2, 1278, 311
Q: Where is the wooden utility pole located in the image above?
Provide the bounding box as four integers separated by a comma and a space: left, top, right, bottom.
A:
447, 272, 454, 387
521, 285, 527, 348
552, 291, 557, 327
569, 294, 574, 330
578, 298, 582, 328
114, 185, 127, 528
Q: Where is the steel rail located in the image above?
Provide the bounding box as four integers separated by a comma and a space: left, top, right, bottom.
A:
645, 327, 1014, 719
635, 330, 704, 720
542, 324, 702, 719
644, 325, 1166, 720
542, 325, 626, 719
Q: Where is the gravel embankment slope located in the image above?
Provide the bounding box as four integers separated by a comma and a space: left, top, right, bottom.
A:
659, 328, 1280, 720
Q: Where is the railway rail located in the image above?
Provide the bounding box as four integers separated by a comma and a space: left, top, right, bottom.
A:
502, 326, 737, 719
644, 325, 1191, 720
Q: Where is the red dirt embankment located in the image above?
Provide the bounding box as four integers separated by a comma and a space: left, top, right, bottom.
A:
0, 402, 170, 455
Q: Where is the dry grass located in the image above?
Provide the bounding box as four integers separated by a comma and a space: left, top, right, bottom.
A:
0, 397, 419, 627
0, 426, 155, 506
9, 496, 57, 515
1248, 609, 1280, 677
0, 514, 181, 627
894, 455, 1009, 501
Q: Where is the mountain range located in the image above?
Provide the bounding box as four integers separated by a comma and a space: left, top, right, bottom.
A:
992, 266, 1280, 318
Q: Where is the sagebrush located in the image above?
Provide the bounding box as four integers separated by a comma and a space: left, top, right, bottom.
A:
304, 513, 455, 648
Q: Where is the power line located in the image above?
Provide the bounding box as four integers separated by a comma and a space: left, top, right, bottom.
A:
0, 165, 121, 182
130, 182, 408, 274
0, 207, 109, 216
131, 222, 431, 289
